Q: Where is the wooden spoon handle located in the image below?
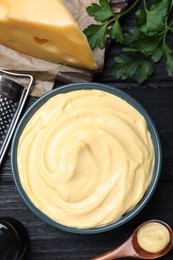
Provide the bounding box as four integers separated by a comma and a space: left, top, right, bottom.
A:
91, 236, 139, 260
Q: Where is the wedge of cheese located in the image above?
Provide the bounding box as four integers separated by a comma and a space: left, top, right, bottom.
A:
0, 0, 97, 70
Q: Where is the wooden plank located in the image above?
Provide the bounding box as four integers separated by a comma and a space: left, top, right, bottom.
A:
1, 85, 173, 260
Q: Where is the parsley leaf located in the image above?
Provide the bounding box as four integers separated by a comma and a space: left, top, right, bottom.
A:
163, 43, 173, 77
85, 0, 173, 83
84, 0, 115, 48
164, 51, 173, 77
151, 46, 163, 62
136, 9, 146, 27
123, 28, 140, 45
109, 56, 141, 80
124, 31, 160, 56
109, 20, 124, 43
84, 24, 107, 49
109, 55, 153, 84
135, 60, 153, 83
144, 0, 170, 33
86, 0, 114, 22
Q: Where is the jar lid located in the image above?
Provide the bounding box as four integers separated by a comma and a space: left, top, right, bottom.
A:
0, 220, 21, 260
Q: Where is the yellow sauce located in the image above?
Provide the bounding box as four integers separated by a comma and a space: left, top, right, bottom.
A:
137, 222, 170, 253
17, 89, 155, 228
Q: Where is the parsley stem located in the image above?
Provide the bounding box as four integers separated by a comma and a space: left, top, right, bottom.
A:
163, 28, 169, 46
107, 0, 140, 25
143, 0, 148, 13
118, 0, 140, 18
107, 17, 117, 25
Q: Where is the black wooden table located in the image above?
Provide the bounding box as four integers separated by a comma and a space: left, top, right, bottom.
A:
1, 9, 173, 260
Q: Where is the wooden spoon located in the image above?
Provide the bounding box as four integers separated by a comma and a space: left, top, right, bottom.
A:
91, 220, 173, 260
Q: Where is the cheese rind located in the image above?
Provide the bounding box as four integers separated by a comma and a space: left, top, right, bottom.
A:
0, 0, 97, 70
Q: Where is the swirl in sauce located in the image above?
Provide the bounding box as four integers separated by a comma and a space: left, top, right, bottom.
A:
17, 89, 155, 228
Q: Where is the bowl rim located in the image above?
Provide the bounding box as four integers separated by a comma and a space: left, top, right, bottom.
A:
11, 82, 162, 234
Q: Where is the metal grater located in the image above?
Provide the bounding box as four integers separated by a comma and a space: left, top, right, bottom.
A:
0, 70, 34, 165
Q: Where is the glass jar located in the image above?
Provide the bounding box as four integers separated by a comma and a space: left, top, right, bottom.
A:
0, 217, 29, 260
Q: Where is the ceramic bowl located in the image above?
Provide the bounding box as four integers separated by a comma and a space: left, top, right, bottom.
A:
11, 83, 162, 234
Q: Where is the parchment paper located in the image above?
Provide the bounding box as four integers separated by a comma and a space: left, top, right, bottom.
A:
0, 0, 105, 97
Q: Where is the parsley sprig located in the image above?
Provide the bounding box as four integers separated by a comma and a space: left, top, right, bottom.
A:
84, 0, 173, 83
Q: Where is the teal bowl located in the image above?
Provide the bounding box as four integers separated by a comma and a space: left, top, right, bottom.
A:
11, 83, 162, 234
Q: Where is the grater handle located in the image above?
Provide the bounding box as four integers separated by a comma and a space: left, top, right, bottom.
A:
0, 70, 34, 166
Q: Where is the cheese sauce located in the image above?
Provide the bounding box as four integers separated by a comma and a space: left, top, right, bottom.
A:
17, 89, 155, 228
137, 222, 170, 253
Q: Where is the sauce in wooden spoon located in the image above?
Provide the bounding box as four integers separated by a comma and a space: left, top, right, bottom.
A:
91, 220, 173, 260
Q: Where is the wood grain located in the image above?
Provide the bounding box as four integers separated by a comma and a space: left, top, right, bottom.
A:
1, 3, 173, 260
1, 86, 173, 259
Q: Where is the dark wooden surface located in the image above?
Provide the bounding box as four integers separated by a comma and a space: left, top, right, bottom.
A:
1, 5, 173, 260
